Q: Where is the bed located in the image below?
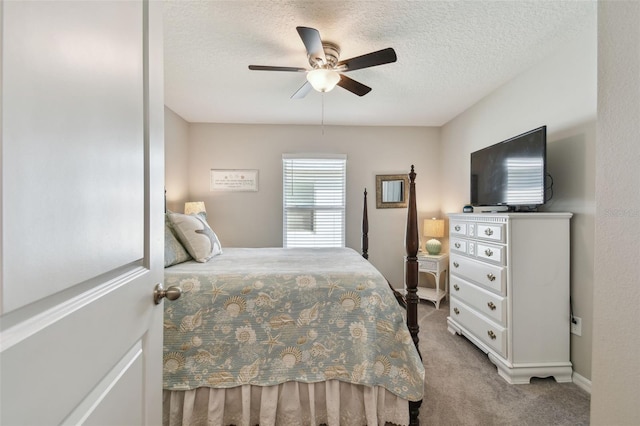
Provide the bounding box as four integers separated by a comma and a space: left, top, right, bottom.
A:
162, 167, 424, 426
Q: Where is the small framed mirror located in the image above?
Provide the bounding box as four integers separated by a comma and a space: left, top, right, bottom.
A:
376, 174, 409, 208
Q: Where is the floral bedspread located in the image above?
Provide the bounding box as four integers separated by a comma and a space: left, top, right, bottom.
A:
163, 247, 424, 401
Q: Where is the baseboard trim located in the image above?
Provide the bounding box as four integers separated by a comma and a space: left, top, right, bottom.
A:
572, 371, 592, 394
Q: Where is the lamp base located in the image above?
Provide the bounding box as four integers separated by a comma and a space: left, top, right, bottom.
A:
425, 239, 442, 255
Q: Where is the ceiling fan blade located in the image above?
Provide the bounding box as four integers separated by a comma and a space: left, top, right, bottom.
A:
291, 81, 313, 99
249, 65, 307, 72
337, 47, 397, 72
337, 74, 372, 97
296, 26, 326, 65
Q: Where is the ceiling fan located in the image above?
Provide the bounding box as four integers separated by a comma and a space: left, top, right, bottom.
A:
248, 26, 397, 99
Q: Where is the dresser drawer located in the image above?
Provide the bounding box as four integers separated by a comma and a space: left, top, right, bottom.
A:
450, 238, 468, 255
450, 298, 507, 357
450, 275, 506, 326
450, 221, 468, 237
450, 253, 506, 295
476, 242, 506, 265
476, 223, 505, 243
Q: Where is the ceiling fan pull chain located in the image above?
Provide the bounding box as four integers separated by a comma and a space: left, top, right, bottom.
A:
321, 93, 325, 136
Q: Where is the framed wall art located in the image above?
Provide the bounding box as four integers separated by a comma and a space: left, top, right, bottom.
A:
210, 169, 258, 192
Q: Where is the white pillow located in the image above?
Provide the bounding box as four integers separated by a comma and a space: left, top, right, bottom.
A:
164, 215, 192, 267
167, 212, 222, 262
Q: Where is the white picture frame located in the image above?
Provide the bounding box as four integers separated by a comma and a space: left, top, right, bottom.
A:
210, 169, 258, 192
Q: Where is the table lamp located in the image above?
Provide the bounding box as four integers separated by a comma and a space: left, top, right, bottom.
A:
423, 218, 445, 255
184, 201, 206, 217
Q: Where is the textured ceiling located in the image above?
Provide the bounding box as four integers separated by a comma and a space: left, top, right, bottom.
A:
163, 0, 596, 127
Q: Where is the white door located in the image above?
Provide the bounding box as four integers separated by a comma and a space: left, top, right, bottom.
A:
0, 1, 165, 424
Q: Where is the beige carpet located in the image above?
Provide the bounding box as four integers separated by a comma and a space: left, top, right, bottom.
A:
415, 300, 590, 425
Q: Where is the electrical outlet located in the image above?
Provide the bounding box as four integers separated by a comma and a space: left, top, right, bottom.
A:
571, 316, 582, 336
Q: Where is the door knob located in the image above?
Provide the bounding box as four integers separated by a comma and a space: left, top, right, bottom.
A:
154, 283, 182, 305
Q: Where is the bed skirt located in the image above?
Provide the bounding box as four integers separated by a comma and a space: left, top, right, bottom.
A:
163, 380, 410, 426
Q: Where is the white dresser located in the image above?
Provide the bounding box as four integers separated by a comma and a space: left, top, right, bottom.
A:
447, 212, 573, 384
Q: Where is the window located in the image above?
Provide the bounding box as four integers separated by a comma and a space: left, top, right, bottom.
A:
283, 154, 346, 248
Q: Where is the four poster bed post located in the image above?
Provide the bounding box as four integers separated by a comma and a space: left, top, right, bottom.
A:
362, 189, 369, 260
405, 165, 422, 425
362, 166, 422, 425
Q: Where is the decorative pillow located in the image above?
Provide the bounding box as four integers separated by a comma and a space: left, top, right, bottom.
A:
168, 212, 222, 262
164, 215, 192, 267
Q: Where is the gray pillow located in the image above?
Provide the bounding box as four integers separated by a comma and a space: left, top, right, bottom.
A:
164, 215, 192, 267
168, 212, 222, 262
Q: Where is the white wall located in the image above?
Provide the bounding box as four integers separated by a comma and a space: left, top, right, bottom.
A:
164, 106, 190, 212
440, 22, 597, 382
184, 123, 440, 287
591, 1, 640, 423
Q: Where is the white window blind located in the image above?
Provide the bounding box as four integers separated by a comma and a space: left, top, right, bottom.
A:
283, 155, 346, 248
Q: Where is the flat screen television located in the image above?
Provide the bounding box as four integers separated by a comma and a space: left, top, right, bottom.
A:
470, 126, 547, 210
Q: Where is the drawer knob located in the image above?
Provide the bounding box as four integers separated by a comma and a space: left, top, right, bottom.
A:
455, 242, 461, 249
487, 301, 496, 310
453, 307, 460, 315
487, 273, 496, 282
453, 284, 460, 291
453, 262, 459, 268
487, 330, 497, 340
485, 228, 494, 236
454, 225, 461, 231
485, 248, 493, 257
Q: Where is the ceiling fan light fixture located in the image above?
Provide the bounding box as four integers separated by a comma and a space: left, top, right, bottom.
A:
248, 26, 394, 98
306, 69, 340, 92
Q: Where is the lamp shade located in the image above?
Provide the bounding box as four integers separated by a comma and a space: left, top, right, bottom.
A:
423, 218, 445, 255
184, 201, 206, 216
306, 69, 340, 92
423, 218, 445, 238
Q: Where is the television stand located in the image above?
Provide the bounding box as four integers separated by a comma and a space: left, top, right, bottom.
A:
472, 205, 510, 213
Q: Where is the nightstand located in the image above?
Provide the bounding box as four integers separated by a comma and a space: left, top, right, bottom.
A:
416, 253, 449, 309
